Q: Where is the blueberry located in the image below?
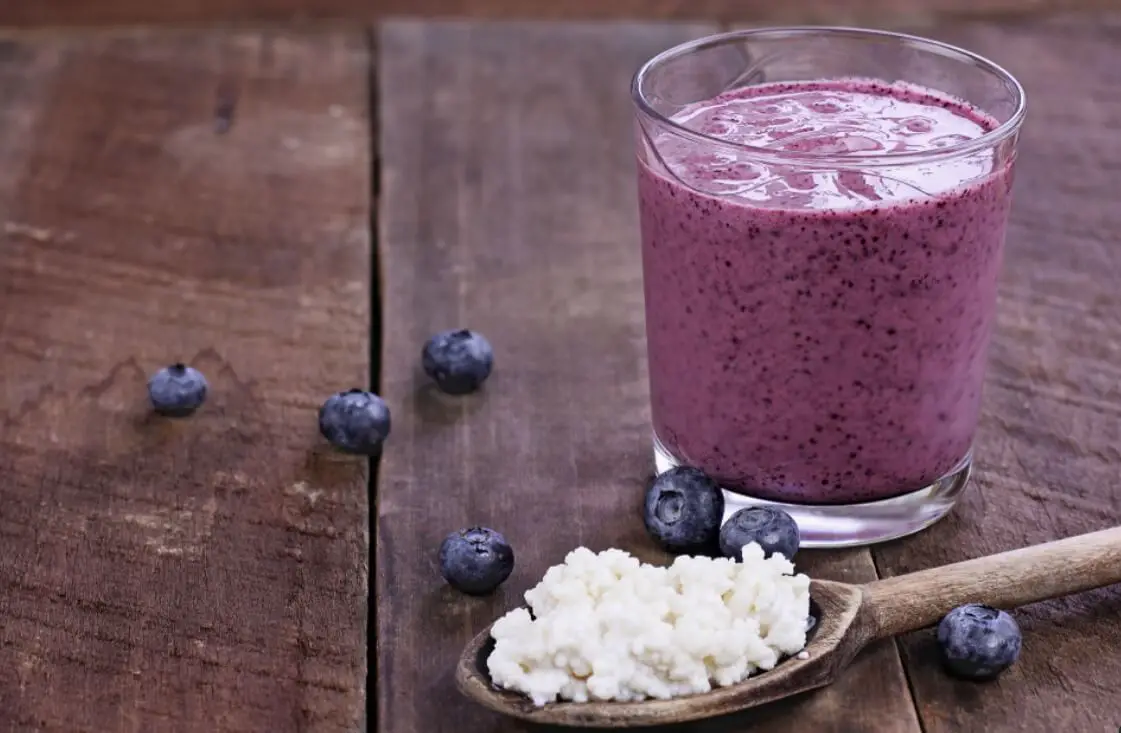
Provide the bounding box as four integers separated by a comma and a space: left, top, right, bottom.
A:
937, 604, 1022, 680
148, 363, 208, 417
422, 329, 494, 395
318, 389, 391, 455
439, 527, 514, 595
719, 506, 800, 562
643, 466, 725, 554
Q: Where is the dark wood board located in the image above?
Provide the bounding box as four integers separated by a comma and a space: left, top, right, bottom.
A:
868, 14, 1121, 733
0, 30, 372, 732
2, 0, 1119, 30
375, 20, 920, 733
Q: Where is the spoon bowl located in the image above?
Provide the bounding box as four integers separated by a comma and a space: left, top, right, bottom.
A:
456, 580, 864, 727
457, 526, 1121, 728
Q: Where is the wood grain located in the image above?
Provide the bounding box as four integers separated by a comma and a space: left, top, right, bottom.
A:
0, 30, 371, 732
1, 0, 1118, 29
869, 15, 1121, 733
376, 20, 919, 733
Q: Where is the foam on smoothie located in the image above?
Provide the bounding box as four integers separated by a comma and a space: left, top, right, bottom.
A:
645, 79, 998, 210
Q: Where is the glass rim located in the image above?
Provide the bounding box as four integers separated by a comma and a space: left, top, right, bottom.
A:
630, 26, 1027, 169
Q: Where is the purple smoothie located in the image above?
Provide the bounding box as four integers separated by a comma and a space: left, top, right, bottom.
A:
637, 79, 1016, 504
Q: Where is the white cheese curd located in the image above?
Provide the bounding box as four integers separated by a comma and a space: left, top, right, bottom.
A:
486, 543, 811, 706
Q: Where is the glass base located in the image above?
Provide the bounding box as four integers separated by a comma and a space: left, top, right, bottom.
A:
653, 436, 971, 548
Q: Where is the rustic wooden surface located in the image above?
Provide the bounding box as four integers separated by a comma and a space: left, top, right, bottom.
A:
0, 30, 371, 732
2, 0, 1119, 29
376, 15, 1121, 733
375, 20, 920, 733
1, 10, 1119, 733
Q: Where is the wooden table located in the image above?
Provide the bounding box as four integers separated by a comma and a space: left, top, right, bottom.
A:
0, 13, 1119, 733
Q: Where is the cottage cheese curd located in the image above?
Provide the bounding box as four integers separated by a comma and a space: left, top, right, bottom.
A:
486, 543, 811, 706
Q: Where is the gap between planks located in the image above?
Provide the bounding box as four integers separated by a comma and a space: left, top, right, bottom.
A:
365, 22, 383, 733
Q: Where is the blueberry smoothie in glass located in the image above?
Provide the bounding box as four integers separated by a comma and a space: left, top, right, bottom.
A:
631, 29, 1025, 546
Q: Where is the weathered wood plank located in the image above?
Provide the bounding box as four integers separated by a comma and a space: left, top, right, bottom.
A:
869, 15, 1121, 733
1, 0, 1118, 29
376, 20, 919, 733
0, 30, 371, 732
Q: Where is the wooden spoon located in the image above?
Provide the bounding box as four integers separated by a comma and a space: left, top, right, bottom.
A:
456, 526, 1121, 728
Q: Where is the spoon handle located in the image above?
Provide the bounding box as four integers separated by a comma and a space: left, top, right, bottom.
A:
861, 525, 1121, 640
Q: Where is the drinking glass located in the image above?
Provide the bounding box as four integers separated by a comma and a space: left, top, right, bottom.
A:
632, 28, 1026, 547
